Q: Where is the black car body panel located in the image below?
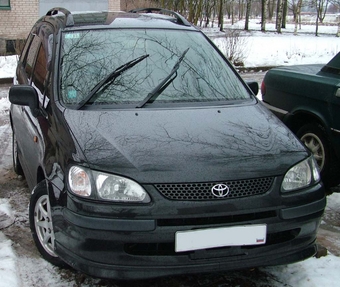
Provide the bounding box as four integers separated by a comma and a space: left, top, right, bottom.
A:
9, 8, 326, 280
63, 104, 306, 183
262, 53, 340, 187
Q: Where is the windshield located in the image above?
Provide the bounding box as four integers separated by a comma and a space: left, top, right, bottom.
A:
60, 29, 252, 107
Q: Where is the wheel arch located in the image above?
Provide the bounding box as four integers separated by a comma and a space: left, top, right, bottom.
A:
37, 166, 45, 185
35, 168, 60, 207
284, 110, 329, 135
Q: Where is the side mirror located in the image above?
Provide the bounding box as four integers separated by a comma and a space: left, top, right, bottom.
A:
336, 87, 340, 98
9, 85, 40, 117
246, 81, 259, 96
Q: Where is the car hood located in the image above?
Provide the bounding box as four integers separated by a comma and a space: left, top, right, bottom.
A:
63, 103, 307, 183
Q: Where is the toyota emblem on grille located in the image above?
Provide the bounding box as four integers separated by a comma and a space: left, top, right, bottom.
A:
211, 184, 230, 198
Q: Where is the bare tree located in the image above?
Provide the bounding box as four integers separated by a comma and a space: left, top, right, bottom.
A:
267, 0, 276, 20
313, 0, 329, 36
122, 0, 337, 37
330, 0, 340, 36
282, 0, 288, 28
224, 29, 249, 65
225, 0, 234, 23
261, 0, 268, 31
203, 0, 217, 27
293, 0, 303, 35
316, 0, 330, 23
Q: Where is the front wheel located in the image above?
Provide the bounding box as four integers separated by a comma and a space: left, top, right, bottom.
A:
29, 182, 65, 266
296, 123, 339, 188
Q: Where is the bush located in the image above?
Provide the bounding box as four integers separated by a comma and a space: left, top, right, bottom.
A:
224, 29, 248, 67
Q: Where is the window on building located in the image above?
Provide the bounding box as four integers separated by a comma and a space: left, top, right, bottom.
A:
0, 0, 10, 10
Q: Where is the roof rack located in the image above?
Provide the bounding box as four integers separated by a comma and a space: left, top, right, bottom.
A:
46, 7, 74, 27
129, 8, 191, 27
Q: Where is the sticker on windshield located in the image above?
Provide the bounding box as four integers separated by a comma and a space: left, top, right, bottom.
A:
65, 33, 80, 39
67, 88, 77, 99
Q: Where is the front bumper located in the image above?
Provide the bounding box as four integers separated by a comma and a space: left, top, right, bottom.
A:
52, 182, 326, 280
56, 237, 318, 280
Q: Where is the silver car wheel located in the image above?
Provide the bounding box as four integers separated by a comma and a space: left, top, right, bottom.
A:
300, 132, 325, 170
34, 195, 58, 257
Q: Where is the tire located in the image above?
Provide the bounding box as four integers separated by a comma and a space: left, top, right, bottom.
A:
29, 182, 65, 267
12, 131, 24, 176
296, 123, 339, 188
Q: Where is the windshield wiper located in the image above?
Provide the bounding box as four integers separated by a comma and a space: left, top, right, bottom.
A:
136, 48, 189, 108
76, 54, 149, 109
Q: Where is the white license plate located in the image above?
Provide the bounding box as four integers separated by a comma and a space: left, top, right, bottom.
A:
175, 224, 267, 252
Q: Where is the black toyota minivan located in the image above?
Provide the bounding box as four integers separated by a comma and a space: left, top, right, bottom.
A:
9, 7, 326, 280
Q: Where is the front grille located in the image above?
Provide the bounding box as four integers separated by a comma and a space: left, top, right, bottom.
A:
157, 210, 277, 227
155, 177, 274, 201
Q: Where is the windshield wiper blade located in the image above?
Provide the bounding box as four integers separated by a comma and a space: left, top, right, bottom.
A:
136, 48, 189, 108
76, 54, 149, 109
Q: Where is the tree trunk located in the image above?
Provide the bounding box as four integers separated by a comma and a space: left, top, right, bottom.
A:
231, 0, 235, 25
294, 0, 302, 35
315, 0, 320, 36
267, 0, 275, 20
336, 21, 340, 37
245, 0, 252, 31
276, 0, 283, 33
281, 0, 288, 28
320, 0, 329, 24
239, 0, 242, 19
219, 0, 224, 32
188, 0, 194, 23
261, 0, 267, 31
194, 0, 203, 26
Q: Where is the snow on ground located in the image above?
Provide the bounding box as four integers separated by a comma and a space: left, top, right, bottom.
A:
1, 20, 340, 286
214, 32, 340, 67
207, 18, 340, 68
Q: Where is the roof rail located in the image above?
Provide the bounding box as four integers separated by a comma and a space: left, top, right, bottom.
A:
129, 8, 191, 27
46, 7, 74, 27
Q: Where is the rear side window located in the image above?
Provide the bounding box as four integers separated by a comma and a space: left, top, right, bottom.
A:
21, 32, 50, 107
25, 36, 40, 81
20, 33, 34, 64
33, 44, 48, 93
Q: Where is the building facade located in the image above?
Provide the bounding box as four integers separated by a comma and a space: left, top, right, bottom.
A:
0, 0, 121, 54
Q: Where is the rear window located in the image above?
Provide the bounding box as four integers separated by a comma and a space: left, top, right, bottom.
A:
60, 29, 251, 108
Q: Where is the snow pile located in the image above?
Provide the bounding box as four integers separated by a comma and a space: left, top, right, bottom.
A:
0, 55, 17, 78
0, 97, 10, 114
266, 254, 340, 287
0, 233, 19, 287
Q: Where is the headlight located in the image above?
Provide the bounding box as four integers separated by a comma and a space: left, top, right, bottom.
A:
282, 156, 320, 192
93, 171, 150, 203
68, 166, 91, 197
68, 166, 150, 203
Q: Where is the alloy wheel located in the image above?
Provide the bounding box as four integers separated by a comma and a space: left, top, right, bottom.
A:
34, 195, 58, 257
